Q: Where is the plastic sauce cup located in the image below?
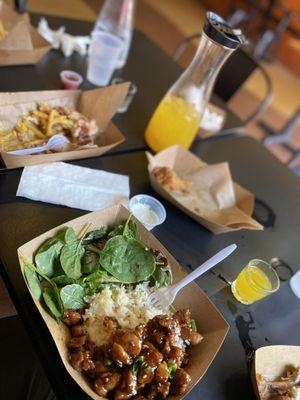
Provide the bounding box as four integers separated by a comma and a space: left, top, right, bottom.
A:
290, 270, 300, 300
60, 70, 83, 90
129, 194, 166, 230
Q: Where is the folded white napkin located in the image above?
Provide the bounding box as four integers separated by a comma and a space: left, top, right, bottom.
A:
38, 18, 90, 57
17, 162, 130, 211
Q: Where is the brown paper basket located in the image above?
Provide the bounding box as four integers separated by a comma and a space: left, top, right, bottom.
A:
1, 83, 130, 169
251, 345, 300, 400
147, 145, 263, 234
17, 204, 229, 400
0, 3, 51, 66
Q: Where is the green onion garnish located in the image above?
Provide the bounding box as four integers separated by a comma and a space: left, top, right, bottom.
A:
131, 363, 138, 376
167, 362, 177, 379
191, 319, 197, 332
169, 304, 176, 312
134, 355, 145, 364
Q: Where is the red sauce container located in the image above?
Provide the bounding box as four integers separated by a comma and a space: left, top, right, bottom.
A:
60, 70, 83, 90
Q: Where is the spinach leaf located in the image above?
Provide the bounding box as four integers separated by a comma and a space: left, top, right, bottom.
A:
56, 227, 76, 244
60, 225, 92, 280
108, 224, 124, 238
24, 262, 42, 300
83, 227, 107, 245
21, 257, 64, 322
41, 278, 64, 322
43, 285, 64, 322
60, 239, 85, 280
100, 235, 155, 283
150, 266, 172, 287
34, 228, 77, 278
34, 238, 63, 278
87, 244, 102, 255
52, 259, 65, 277
60, 284, 85, 310
80, 270, 120, 295
123, 215, 137, 239
52, 275, 77, 286
82, 250, 100, 274
108, 215, 136, 239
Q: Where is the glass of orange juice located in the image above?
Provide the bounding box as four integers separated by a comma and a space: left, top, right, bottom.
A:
231, 259, 280, 304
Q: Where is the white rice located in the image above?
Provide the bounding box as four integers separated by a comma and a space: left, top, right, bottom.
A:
83, 283, 168, 347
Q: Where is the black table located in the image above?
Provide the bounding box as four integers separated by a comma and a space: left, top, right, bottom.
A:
1, 136, 300, 399
0, 14, 242, 163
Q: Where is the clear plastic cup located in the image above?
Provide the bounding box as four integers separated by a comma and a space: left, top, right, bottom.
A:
111, 77, 137, 113
290, 270, 300, 300
129, 194, 166, 230
87, 31, 124, 87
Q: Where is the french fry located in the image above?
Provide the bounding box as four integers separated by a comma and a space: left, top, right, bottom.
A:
46, 109, 56, 136
26, 121, 46, 139
38, 101, 52, 113
31, 110, 49, 120
0, 20, 7, 40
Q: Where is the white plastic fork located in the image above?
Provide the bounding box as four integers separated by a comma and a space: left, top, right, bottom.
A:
148, 244, 237, 309
7, 134, 69, 155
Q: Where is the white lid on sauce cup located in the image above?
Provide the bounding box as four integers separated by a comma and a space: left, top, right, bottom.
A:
129, 194, 166, 230
290, 270, 300, 300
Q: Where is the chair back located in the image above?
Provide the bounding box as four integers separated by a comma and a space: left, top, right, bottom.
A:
214, 49, 258, 102
14, 0, 27, 13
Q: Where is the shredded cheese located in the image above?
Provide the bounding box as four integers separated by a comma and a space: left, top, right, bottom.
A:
83, 284, 168, 346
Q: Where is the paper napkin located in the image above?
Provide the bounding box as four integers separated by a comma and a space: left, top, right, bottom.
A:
38, 18, 90, 57
17, 162, 130, 211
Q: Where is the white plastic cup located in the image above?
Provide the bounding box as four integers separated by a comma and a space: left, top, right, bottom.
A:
129, 194, 166, 231
87, 31, 123, 86
290, 270, 300, 300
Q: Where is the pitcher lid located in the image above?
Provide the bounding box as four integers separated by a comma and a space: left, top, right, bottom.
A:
204, 12, 246, 49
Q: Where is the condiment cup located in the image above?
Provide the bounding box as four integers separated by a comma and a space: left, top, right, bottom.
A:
290, 270, 300, 300
60, 70, 83, 90
129, 194, 166, 231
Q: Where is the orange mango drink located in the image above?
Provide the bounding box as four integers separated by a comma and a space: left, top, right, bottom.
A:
145, 96, 202, 153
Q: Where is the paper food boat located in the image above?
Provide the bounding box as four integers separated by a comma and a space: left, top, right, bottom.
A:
252, 345, 300, 400
0, 83, 129, 169
18, 204, 229, 400
147, 145, 263, 234
0, 3, 51, 66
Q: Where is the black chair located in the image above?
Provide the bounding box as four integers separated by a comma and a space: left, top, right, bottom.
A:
173, 34, 273, 135
14, 0, 27, 13
260, 109, 300, 175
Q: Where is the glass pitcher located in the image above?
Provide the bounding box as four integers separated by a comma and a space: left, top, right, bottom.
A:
145, 12, 245, 152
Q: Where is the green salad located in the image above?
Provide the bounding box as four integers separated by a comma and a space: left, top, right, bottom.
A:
23, 215, 172, 322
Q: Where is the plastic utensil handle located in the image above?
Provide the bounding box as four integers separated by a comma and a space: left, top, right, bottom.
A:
7, 144, 47, 155
174, 244, 237, 293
